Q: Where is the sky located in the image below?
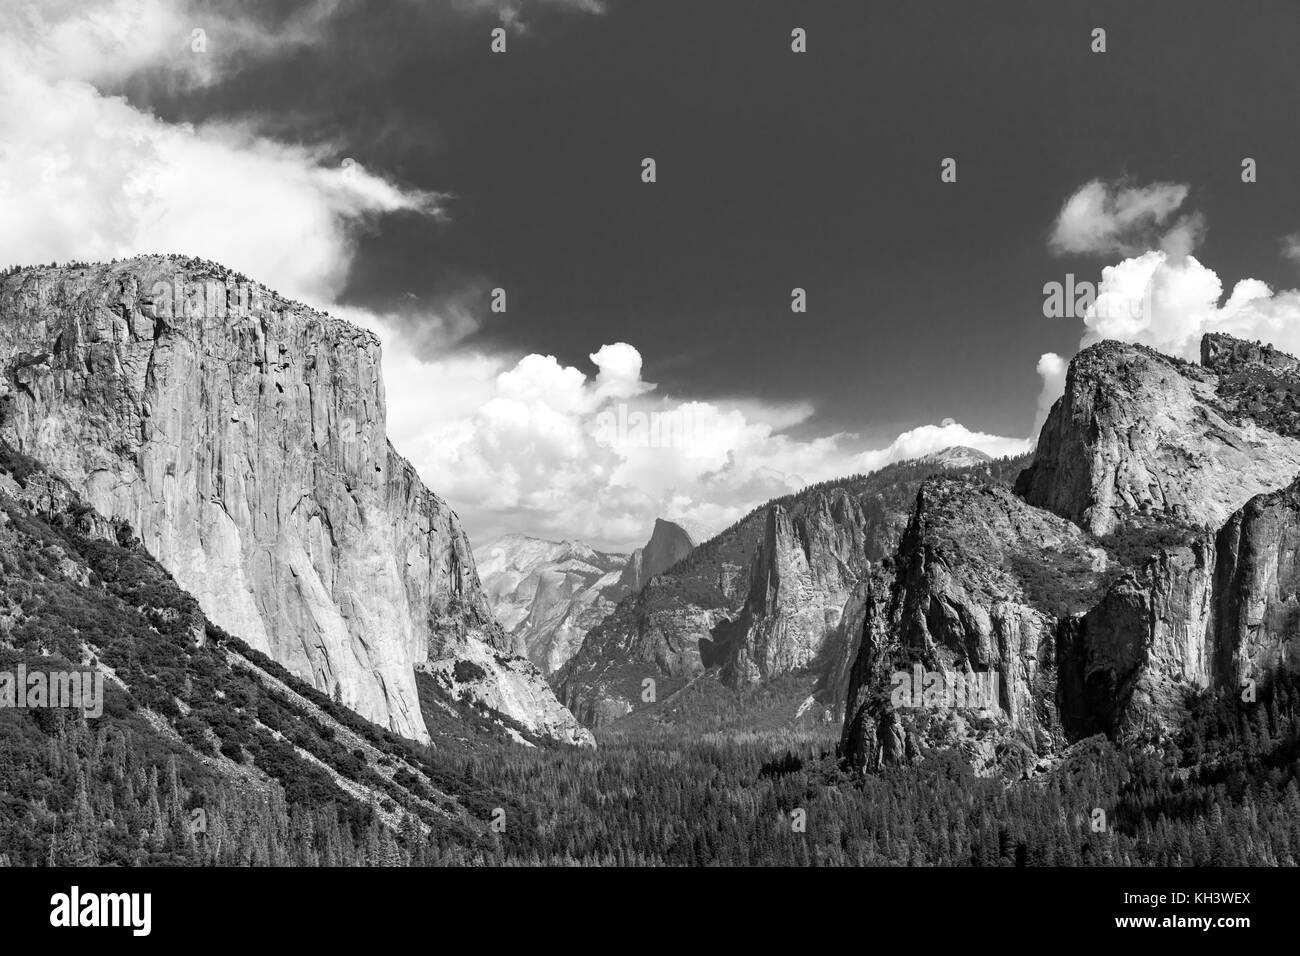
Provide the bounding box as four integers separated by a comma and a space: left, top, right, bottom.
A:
4, 0, 1300, 550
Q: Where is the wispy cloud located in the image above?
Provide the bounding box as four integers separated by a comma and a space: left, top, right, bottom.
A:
1281, 233, 1300, 267
453, 0, 606, 33
1049, 178, 1200, 258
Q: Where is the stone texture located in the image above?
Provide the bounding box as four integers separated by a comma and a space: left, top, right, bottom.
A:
1057, 536, 1216, 740
557, 485, 884, 727
840, 478, 1107, 776
476, 534, 628, 674
0, 257, 587, 746
477, 518, 704, 677
1213, 478, 1300, 686
717, 491, 873, 685
1017, 339, 1300, 536
616, 518, 700, 593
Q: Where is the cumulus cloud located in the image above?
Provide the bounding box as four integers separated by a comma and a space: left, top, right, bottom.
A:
849, 423, 1030, 473
0, 1, 443, 302
1068, 251, 1300, 361
1049, 179, 1195, 257
372, 342, 1031, 550
1036, 181, 1300, 421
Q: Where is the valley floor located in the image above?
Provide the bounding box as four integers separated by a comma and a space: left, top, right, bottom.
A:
428, 674, 1300, 866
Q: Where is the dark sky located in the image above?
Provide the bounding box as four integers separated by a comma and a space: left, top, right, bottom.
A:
162, 0, 1300, 445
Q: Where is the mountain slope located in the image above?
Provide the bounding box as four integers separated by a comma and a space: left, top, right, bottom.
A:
840, 476, 1124, 775
923, 446, 994, 469
0, 441, 544, 865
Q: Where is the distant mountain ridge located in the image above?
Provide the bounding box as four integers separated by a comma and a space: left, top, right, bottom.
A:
477, 534, 629, 674
476, 518, 705, 675
923, 446, 993, 469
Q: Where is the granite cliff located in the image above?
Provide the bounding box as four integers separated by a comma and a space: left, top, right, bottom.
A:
616, 518, 702, 594
0, 257, 590, 747
1017, 338, 1300, 536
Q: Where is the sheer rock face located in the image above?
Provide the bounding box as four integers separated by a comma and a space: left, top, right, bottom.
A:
0, 258, 588, 746
1213, 479, 1300, 685
616, 518, 699, 594
822, 572, 884, 725
1056, 479, 1300, 743
718, 492, 872, 685
1056, 538, 1216, 740
1016, 340, 1300, 537
476, 534, 628, 675
840, 479, 1106, 775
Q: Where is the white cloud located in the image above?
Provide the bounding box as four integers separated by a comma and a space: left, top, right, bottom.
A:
374, 340, 1031, 551
1072, 251, 1300, 361
0, 0, 353, 92
1049, 179, 1194, 257
0, 2, 442, 302
1032, 353, 1067, 434
1042, 182, 1300, 410
1282, 233, 1300, 266
849, 422, 1031, 474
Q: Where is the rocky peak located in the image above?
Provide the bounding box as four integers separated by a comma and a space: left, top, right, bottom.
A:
1201, 332, 1300, 377
923, 446, 993, 469
714, 488, 871, 685
556, 455, 1032, 732
617, 517, 701, 593
840, 476, 1103, 775
1016, 336, 1300, 536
